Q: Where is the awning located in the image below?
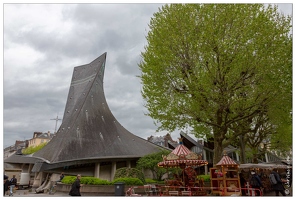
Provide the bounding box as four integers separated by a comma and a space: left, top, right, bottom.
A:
239, 163, 290, 169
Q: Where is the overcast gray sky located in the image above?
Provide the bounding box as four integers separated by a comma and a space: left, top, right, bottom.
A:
2, 3, 293, 148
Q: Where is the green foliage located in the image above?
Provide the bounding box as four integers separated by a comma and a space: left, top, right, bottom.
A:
157, 180, 165, 184
80, 176, 110, 185
22, 142, 48, 155
60, 176, 163, 186
112, 177, 143, 186
61, 176, 111, 185
269, 113, 292, 156
114, 167, 146, 184
139, 3, 292, 164
136, 149, 174, 180
145, 178, 158, 184
197, 175, 210, 182
61, 176, 77, 184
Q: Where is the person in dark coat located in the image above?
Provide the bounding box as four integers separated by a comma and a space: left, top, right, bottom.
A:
270, 169, 286, 196
239, 173, 247, 196
4, 175, 9, 196
249, 171, 263, 196
9, 175, 17, 196
69, 174, 82, 196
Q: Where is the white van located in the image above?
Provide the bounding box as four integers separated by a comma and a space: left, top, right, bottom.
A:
18, 173, 31, 189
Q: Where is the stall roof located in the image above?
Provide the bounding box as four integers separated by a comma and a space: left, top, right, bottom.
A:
216, 154, 238, 166
239, 163, 290, 169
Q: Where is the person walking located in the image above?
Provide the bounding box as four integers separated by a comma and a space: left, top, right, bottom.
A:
249, 170, 263, 196
69, 174, 82, 196
9, 175, 17, 196
270, 169, 286, 196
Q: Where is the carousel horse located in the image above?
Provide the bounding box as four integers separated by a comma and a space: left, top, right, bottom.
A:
165, 174, 184, 186
165, 179, 184, 186
183, 166, 197, 186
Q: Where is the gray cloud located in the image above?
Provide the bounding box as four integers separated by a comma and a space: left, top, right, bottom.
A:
2, 3, 292, 148
3, 3, 168, 148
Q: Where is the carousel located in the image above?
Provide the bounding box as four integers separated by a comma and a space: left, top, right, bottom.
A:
156, 138, 208, 196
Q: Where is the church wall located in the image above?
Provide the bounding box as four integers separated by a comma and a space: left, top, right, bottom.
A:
116, 161, 126, 169
130, 160, 137, 168
100, 163, 112, 181
63, 166, 95, 177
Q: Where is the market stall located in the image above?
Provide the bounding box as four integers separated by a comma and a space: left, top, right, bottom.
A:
210, 153, 241, 196
239, 162, 291, 193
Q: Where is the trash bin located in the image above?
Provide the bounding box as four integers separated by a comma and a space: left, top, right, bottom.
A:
114, 182, 125, 196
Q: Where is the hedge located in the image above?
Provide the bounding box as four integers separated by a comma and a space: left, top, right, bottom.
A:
61, 176, 142, 185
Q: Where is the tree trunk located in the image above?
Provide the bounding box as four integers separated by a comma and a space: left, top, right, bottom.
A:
213, 136, 224, 166
213, 108, 225, 165
239, 135, 246, 164
252, 153, 259, 164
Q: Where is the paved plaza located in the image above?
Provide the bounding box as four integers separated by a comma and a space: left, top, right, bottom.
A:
4, 187, 292, 197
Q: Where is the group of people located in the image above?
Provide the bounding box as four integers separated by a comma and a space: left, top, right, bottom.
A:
3, 174, 17, 196
239, 169, 287, 196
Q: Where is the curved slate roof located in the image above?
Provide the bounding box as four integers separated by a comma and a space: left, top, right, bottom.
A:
4, 153, 43, 164
33, 52, 166, 164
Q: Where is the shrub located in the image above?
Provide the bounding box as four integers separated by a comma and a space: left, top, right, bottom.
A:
112, 177, 143, 186
61, 176, 77, 184
80, 176, 110, 185
145, 178, 158, 184
198, 174, 210, 182
114, 167, 146, 184
61, 176, 110, 185
61, 175, 145, 186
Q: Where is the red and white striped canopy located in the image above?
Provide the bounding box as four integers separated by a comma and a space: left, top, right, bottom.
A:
216, 154, 238, 166
157, 140, 208, 168
158, 159, 208, 167
171, 144, 191, 156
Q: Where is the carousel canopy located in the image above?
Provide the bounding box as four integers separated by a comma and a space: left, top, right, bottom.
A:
216, 154, 238, 166
158, 159, 208, 167
158, 138, 208, 167
170, 143, 191, 157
